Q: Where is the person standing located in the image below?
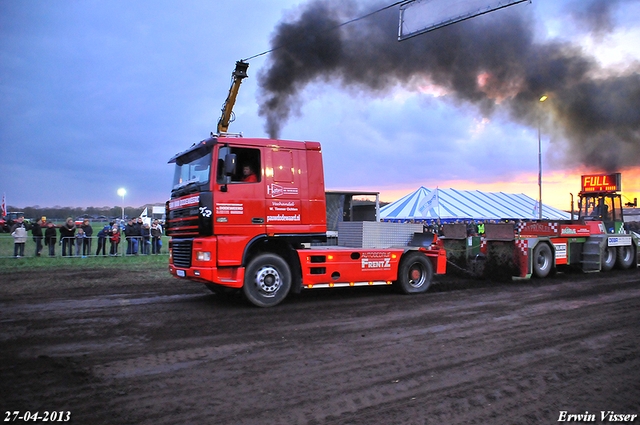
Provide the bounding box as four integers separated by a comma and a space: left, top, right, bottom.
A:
96, 225, 109, 256
44, 222, 57, 256
141, 223, 151, 255
75, 228, 86, 257
59, 218, 76, 257
11, 216, 28, 257
109, 225, 120, 256
151, 219, 163, 254
124, 218, 135, 255
32, 218, 44, 256
81, 218, 93, 257
134, 217, 143, 254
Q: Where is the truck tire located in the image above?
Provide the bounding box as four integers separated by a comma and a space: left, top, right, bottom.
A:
532, 243, 553, 278
601, 245, 617, 271
395, 252, 433, 294
243, 253, 291, 307
616, 245, 634, 270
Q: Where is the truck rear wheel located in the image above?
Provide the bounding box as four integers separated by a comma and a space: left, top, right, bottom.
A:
601, 245, 617, 271
532, 243, 553, 278
243, 253, 291, 307
616, 245, 634, 269
395, 252, 433, 294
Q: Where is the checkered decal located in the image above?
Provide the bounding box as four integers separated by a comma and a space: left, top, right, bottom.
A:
515, 239, 528, 255
514, 239, 530, 277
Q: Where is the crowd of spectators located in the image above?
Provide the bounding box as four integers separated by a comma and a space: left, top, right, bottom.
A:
8, 216, 164, 258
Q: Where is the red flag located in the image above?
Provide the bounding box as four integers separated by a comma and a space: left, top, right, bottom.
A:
1, 193, 5, 217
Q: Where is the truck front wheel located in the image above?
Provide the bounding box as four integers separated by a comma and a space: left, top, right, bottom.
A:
601, 246, 617, 271
395, 252, 433, 294
243, 253, 291, 307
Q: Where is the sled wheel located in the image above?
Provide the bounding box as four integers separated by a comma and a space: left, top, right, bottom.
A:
601, 245, 617, 271
532, 243, 553, 278
615, 245, 634, 270
243, 253, 291, 307
396, 252, 433, 294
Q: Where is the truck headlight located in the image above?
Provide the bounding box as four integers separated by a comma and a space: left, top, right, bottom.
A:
196, 251, 211, 262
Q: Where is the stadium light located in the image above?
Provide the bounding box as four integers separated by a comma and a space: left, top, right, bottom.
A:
538, 95, 547, 220
117, 188, 126, 220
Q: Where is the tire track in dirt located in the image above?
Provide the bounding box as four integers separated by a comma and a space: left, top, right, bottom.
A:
1, 269, 639, 424
80, 277, 640, 424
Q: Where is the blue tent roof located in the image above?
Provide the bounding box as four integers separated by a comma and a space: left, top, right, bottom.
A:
380, 187, 571, 222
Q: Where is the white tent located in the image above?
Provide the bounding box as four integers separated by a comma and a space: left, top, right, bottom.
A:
380, 187, 571, 222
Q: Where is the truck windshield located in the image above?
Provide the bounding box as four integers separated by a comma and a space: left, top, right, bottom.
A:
171, 149, 212, 196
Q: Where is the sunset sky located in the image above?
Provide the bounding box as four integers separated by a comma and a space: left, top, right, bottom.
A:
1, 0, 639, 211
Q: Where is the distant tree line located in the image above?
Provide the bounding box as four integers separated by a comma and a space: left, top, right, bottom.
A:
5, 205, 161, 221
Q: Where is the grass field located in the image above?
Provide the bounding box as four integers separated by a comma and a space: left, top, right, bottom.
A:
0, 223, 169, 263
0, 251, 169, 272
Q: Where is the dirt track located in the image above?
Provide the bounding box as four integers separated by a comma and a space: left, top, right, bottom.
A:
1, 267, 640, 425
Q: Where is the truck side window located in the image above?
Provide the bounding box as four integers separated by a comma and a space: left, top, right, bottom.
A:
216, 147, 261, 184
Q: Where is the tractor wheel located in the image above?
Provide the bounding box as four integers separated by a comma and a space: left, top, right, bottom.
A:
395, 252, 433, 294
243, 253, 291, 307
532, 243, 553, 278
601, 245, 617, 271
616, 245, 635, 270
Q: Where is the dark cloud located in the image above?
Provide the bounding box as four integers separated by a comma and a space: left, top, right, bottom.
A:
565, 0, 627, 36
257, 0, 640, 172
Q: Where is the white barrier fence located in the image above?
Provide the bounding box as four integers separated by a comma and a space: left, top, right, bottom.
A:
0, 235, 168, 258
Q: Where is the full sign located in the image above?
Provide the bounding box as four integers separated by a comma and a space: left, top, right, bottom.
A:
581, 173, 621, 193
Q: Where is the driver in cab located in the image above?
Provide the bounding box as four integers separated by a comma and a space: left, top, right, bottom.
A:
241, 165, 257, 182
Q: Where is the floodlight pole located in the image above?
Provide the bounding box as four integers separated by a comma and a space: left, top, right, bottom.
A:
118, 188, 126, 220
538, 95, 547, 220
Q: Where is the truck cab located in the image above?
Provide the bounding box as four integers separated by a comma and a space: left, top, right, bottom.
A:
577, 192, 625, 234
167, 136, 327, 290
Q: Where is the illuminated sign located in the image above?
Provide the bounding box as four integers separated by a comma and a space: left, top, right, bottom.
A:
581, 173, 621, 193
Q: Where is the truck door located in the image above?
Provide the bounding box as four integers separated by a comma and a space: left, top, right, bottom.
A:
263, 148, 302, 234
214, 145, 266, 265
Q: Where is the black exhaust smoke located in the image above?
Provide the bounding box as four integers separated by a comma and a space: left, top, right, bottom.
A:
257, 0, 640, 171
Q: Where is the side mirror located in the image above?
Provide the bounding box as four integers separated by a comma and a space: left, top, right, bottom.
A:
220, 153, 237, 193
224, 154, 237, 176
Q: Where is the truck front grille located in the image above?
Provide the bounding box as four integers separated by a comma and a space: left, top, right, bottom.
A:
172, 239, 193, 269
166, 207, 200, 237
